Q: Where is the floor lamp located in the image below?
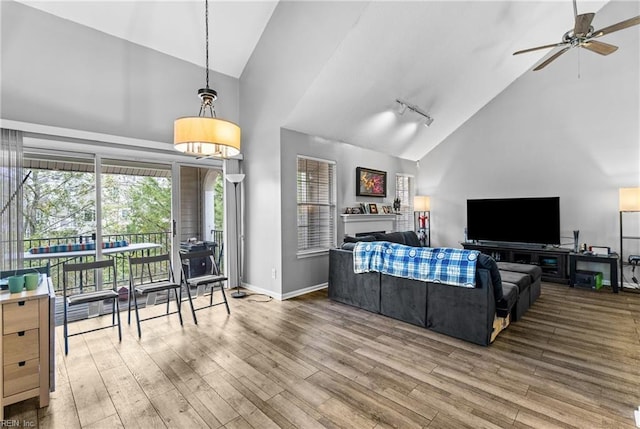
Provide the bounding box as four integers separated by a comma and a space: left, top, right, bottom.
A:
226, 174, 245, 298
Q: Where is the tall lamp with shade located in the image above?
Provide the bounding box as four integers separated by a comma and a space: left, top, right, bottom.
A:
619, 187, 640, 292
226, 174, 245, 298
413, 195, 431, 247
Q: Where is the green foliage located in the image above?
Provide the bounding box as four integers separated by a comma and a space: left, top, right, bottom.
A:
23, 170, 171, 239
214, 174, 224, 231
125, 177, 171, 234
22, 170, 95, 239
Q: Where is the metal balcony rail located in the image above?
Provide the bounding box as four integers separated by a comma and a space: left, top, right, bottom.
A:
19, 231, 224, 294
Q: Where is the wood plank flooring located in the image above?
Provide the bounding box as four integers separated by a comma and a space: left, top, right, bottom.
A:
5, 282, 640, 428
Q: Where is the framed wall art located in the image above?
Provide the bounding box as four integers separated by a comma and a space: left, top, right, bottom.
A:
356, 167, 387, 197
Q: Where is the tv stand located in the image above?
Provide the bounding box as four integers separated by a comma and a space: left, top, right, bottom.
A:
462, 242, 569, 284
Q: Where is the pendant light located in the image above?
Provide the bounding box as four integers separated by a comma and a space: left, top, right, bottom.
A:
174, 0, 241, 158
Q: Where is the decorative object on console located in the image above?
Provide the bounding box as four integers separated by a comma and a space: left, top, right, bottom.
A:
368, 203, 378, 214
226, 173, 245, 298
619, 187, 640, 292
356, 167, 387, 197
573, 230, 580, 253
174, 0, 241, 159
393, 198, 401, 212
413, 195, 431, 247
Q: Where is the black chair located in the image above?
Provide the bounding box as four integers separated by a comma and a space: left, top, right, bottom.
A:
179, 248, 230, 324
128, 253, 183, 338
62, 259, 121, 355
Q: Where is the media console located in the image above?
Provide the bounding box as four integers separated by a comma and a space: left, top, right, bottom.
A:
462, 242, 569, 284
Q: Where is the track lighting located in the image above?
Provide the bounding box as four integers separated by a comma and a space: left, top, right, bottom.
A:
395, 99, 434, 127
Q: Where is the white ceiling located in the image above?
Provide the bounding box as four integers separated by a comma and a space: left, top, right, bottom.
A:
16, 0, 278, 78
15, 0, 638, 161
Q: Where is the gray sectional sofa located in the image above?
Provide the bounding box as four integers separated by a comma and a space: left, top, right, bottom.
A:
328, 231, 542, 346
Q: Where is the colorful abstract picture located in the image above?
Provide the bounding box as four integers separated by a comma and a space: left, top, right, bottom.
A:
356, 167, 387, 197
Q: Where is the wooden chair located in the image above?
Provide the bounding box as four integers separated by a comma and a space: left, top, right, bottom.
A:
128, 253, 183, 338
62, 259, 121, 355
179, 248, 230, 324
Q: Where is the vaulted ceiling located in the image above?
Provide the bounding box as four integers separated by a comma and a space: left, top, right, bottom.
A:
15, 0, 638, 161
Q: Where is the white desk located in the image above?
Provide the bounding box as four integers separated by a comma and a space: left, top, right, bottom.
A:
24, 243, 161, 260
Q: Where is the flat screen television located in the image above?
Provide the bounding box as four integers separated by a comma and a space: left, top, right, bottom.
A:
466, 197, 560, 246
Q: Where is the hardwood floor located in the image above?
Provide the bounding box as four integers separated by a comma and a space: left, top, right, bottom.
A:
5, 282, 640, 428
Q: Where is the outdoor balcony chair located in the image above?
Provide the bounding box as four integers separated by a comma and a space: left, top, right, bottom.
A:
179, 248, 230, 324
62, 259, 121, 355
127, 253, 183, 338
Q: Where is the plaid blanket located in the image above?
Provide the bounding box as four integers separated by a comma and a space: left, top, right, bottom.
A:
353, 241, 479, 288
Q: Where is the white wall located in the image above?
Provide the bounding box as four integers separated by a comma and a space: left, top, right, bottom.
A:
280, 128, 416, 297
416, 1, 640, 267
0, 1, 239, 146
239, 1, 368, 297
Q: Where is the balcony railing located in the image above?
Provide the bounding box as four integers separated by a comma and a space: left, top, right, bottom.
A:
21, 230, 224, 293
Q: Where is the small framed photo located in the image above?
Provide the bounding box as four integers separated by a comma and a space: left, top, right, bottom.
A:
369, 203, 378, 214
382, 206, 390, 214
351, 207, 361, 214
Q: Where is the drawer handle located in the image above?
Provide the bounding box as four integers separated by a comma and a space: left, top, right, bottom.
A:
18, 301, 26, 306
18, 331, 25, 336
18, 361, 26, 367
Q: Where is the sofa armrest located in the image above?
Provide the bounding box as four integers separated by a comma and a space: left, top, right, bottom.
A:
328, 248, 381, 313
426, 269, 496, 346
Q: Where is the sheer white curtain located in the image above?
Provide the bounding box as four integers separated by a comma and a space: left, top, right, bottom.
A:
0, 129, 24, 271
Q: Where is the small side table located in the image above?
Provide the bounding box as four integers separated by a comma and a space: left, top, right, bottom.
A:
568, 252, 619, 293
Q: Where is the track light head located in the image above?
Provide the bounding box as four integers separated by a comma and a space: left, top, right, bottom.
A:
424, 116, 434, 127
395, 99, 407, 115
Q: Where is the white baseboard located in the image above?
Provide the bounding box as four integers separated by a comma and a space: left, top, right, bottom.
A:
238, 282, 327, 301
281, 283, 327, 300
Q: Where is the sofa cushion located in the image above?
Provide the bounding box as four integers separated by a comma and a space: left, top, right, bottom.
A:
344, 234, 377, 243
496, 262, 542, 283
496, 283, 517, 317
476, 253, 503, 301
499, 270, 531, 293
373, 231, 421, 247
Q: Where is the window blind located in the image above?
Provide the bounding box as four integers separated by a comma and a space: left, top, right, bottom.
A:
395, 174, 413, 232
297, 156, 336, 253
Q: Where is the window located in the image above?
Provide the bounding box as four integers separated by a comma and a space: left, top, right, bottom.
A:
395, 174, 414, 232
297, 156, 336, 254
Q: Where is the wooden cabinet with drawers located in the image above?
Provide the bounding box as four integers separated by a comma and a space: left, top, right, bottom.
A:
0, 277, 51, 419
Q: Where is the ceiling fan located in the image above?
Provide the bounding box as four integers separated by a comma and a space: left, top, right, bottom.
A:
513, 0, 640, 71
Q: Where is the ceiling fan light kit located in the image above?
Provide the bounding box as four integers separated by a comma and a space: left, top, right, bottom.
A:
513, 0, 640, 71
174, 0, 241, 158
395, 99, 434, 127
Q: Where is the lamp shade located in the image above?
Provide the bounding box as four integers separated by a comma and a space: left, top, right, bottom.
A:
225, 174, 245, 184
174, 117, 241, 158
619, 187, 640, 211
414, 195, 431, 211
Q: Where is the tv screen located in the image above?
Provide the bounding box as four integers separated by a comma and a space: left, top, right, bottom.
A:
466, 197, 560, 246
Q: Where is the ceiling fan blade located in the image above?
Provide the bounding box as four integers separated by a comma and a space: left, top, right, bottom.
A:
581, 40, 618, 55
592, 15, 640, 37
574, 13, 595, 36
533, 46, 571, 71
513, 42, 566, 55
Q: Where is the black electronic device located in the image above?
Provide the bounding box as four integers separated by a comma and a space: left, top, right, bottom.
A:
466, 197, 561, 246
180, 241, 217, 279
574, 270, 603, 289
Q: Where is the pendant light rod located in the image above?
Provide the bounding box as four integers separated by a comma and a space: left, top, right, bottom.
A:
204, 0, 210, 90
173, 0, 241, 158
